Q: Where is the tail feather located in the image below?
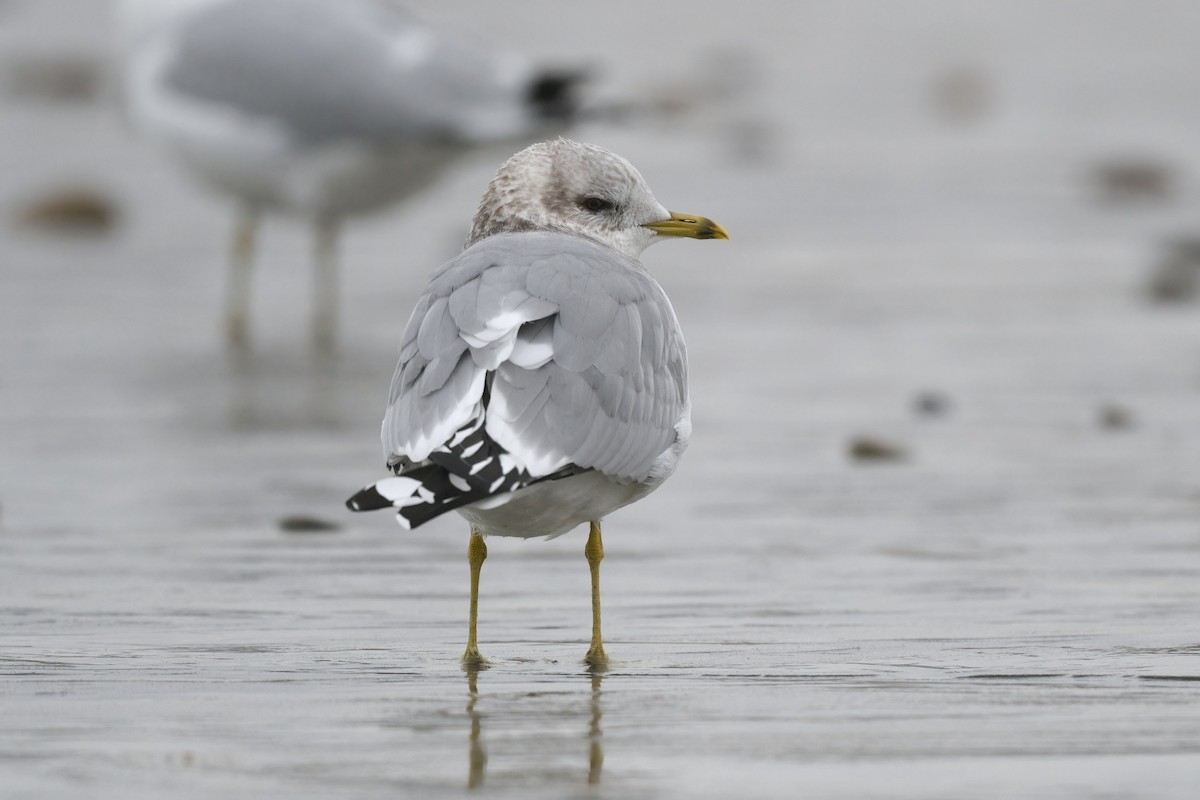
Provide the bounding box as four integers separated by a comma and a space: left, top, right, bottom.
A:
526, 68, 589, 123
346, 464, 493, 529
347, 415, 579, 529
346, 462, 581, 530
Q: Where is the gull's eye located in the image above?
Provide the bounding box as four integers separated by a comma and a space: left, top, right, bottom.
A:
580, 196, 615, 213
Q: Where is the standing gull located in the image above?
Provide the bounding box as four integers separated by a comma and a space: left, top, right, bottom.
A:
117, 0, 582, 349
347, 139, 727, 667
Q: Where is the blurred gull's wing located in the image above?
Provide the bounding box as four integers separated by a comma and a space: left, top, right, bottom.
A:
161, 0, 543, 146
383, 231, 688, 486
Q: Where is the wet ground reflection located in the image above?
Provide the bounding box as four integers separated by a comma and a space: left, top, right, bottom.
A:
589, 671, 604, 786
6, 1, 1200, 796
219, 346, 383, 432
466, 668, 485, 790
463, 667, 604, 791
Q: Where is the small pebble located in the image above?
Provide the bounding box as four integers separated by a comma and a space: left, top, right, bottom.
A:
1147, 237, 1200, 304
913, 391, 951, 418
1098, 404, 1134, 431
1092, 159, 1174, 203
849, 436, 908, 463
4, 55, 103, 102
17, 189, 119, 233
930, 65, 993, 124
278, 515, 342, 533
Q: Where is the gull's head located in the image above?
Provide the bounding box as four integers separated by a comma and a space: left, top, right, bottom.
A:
466, 138, 727, 259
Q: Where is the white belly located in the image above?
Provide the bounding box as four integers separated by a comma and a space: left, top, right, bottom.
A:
454, 470, 660, 539
167, 136, 468, 218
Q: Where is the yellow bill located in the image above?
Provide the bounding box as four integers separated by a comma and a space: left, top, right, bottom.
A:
642, 211, 729, 240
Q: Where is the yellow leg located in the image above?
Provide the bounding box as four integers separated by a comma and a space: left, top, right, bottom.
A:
463, 529, 488, 667
225, 206, 259, 349
584, 521, 608, 668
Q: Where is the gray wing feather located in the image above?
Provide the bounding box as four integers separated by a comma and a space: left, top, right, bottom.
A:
164, 0, 534, 145
416, 297, 458, 359
382, 232, 688, 482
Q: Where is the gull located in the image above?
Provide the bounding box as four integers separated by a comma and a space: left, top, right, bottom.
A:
117, 0, 582, 349
346, 139, 727, 668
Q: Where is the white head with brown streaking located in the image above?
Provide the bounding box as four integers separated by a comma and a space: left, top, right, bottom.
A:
466, 138, 727, 259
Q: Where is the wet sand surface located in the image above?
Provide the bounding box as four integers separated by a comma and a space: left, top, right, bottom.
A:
3, 1, 1200, 797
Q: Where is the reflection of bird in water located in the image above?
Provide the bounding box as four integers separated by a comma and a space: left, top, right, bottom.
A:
466, 669, 485, 789
588, 672, 603, 784
348, 139, 726, 667
463, 668, 604, 789
117, 0, 582, 350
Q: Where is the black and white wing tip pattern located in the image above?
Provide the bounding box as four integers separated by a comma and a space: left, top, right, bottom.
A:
346, 408, 572, 529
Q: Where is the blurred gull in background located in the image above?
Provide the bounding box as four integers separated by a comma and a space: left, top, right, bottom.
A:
117, 0, 583, 350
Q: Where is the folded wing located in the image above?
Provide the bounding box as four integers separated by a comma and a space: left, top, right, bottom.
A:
382, 231, 688, 489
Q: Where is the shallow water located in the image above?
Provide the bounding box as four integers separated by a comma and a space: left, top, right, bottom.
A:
3, 1, 1200, 797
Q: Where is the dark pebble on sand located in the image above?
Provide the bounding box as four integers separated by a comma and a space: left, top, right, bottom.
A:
849, 436, 908, 463
1098, 404, 1134, 431
1092, 158, 1174, 204
913, 391, 951, 418
4, 54, 103, 102
1147, 237, 1200, 303
17, 188, 119, 233
278, 515, 342, 533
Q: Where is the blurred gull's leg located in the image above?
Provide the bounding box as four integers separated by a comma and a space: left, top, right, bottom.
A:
312, 217, 340, 352
225, 204, 260, 349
